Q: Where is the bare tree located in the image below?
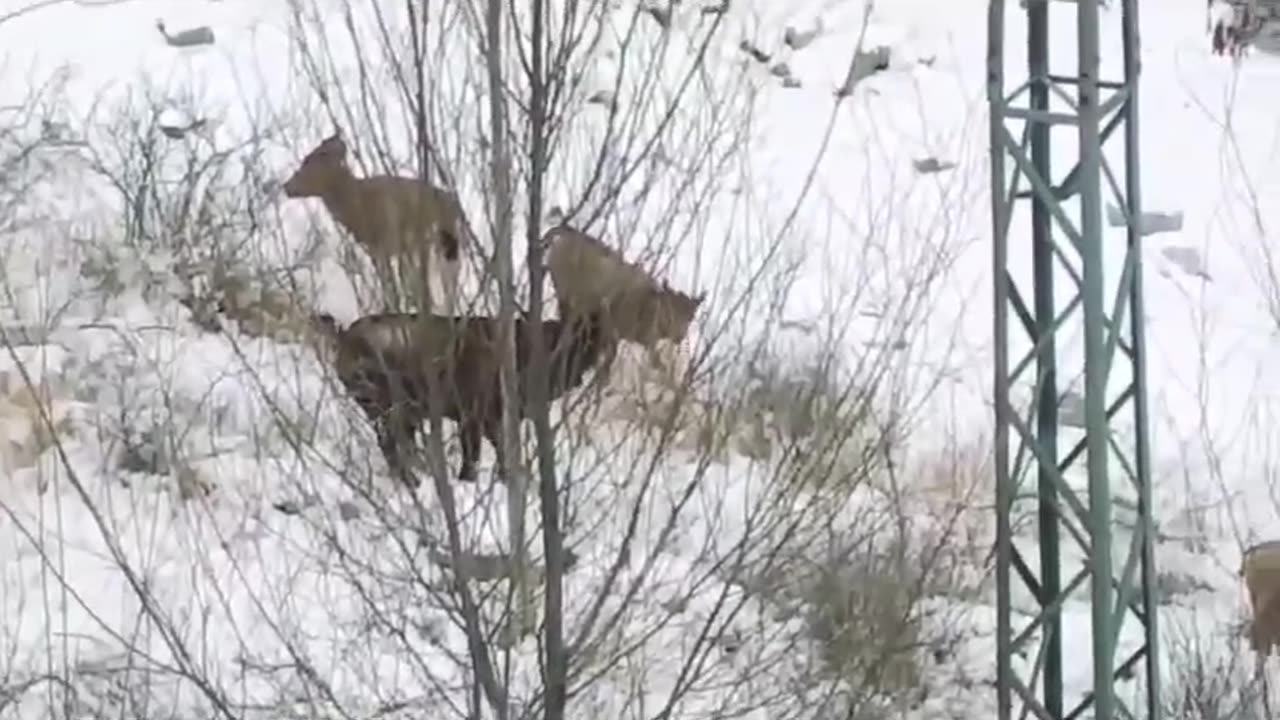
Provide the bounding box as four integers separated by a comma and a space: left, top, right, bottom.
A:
0, 2, 995, 719
520, 0, 570, 714
258, 0, 990, 714
484, 0, 536, 652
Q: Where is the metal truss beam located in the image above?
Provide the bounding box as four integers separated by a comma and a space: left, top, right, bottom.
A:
988, 0, 1160, 718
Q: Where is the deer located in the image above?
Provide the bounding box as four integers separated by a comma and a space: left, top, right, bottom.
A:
310, 300, 617, 486
283, 132, 464, 314
541, 221, 705, 379
1208, 0, 1262, 58
1243, 541, 1280, 656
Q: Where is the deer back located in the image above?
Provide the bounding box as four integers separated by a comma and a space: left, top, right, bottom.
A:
337, 313, 471, 383
543, 224, 704, 346
544, 224, 654, 309
341, 177, 463, 260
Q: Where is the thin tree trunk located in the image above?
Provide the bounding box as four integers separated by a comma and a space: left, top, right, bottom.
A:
523, 0, 567, 715
408, 2, 507, 716
485, 0, 534, 643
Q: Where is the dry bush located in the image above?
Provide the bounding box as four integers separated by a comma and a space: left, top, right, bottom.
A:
1162, 615, 1277, 720
902, 435, 994, 574
0, 4, 990, 720
0, 76, 337, 506
604, 329, 893, 488
688, 427, 990, 719
801, 539, 926, 699
0, 361, 77, 480
71, 80, 314, 344
0, 71, 70, 236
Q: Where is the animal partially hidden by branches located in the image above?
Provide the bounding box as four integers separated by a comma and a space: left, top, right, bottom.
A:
283, 132, 464, 313
1242, 541, 1280, 659
1208, 0, 1263, 58
542, 222, 704, 370
311, 303, 614, 485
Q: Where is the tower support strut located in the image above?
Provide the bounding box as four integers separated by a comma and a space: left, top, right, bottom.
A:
988, 0, 1160, 718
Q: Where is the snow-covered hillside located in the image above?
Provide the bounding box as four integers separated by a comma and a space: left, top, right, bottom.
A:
0, 0, 1275, 717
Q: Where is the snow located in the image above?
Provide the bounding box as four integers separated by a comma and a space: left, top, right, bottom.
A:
0, 0, 1275, 717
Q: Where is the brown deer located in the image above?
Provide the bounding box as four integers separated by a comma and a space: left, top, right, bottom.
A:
541, 221, 704, 376
543, 222, 703, 337
283, 132, 464, 313
1243, 541, 1280, 659
311, 301, 615, 486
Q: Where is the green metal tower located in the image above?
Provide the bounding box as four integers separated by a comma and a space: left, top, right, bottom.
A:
988, 0, 1161, 718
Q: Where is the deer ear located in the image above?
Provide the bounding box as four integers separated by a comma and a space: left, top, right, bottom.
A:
321, 131, 346, 156
693, 292, 706, 307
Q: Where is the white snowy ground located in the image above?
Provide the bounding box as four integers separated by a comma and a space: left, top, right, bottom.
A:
0, 0, 1274, 717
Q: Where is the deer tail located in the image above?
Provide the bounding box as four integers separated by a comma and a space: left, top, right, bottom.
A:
439, 229, 461, 262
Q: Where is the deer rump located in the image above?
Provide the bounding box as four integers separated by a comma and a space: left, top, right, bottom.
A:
327, 309, 609, 485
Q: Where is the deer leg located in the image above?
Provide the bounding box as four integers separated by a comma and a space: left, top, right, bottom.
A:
1263, 656, 1274, 720
439, 252, 460, 316
352, 372, 414, 485
483, 414, 508, 484
598, 338, 618, 380
376, 412, 420, 489
370, 254, 401, 312
458, 417, 482, 482
410, 242, 433, 315
588, 339, 619, 407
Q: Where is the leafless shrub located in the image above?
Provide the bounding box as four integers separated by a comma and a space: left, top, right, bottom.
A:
264, 0, 980, 710
0, 73, 70, 235
1162, 615, 1276, 720
0, 4, 993, 720
69, 79, 314, 340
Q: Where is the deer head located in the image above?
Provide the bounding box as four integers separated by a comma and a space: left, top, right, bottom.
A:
646, 285, 705, 343
283, 133, 349, 198
610, 284, 705, 345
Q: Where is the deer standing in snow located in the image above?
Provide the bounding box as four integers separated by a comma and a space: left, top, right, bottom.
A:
283, 133, 464, 313
1242, 541, 1280, 714
310, 301, 615, 485
1208, 0, 1262, 59
541, 220, 704, 380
